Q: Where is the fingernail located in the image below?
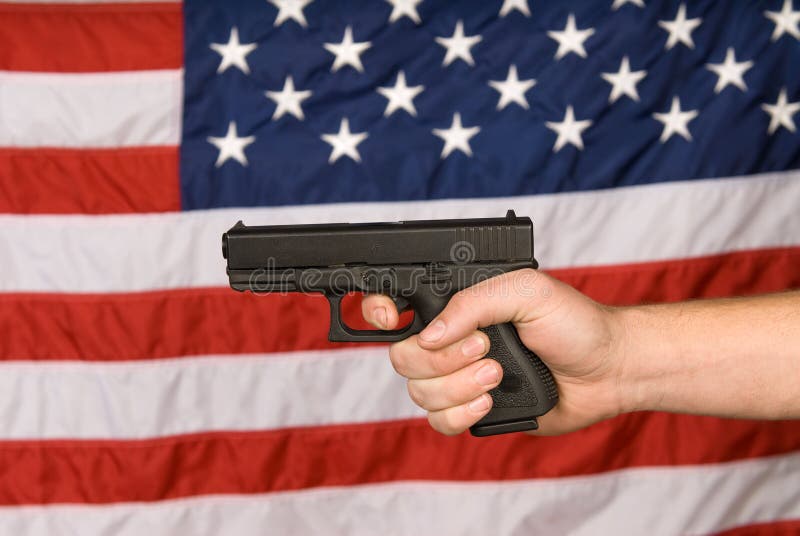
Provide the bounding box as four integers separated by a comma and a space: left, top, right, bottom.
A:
474, 362, 500, 386
419, 319, 446, 342
461, 335, 486, 357
468, 394, 490, 413
374, 307, 388, 329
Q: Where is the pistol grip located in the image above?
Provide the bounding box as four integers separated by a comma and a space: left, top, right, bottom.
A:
470, 323, 559, 437
406, 289, 559, 436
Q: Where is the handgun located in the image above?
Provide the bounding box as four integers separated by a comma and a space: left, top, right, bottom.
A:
222, 210, 558, 436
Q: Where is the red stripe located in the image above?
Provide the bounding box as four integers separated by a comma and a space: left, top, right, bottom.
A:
0, 2, 182, 72
0, 147, 180, 214
1, 247, 798, 361
1, 414, 798, 505
553, 246, 800, 305
712, 519, 800, 535
0, 288, 359, 361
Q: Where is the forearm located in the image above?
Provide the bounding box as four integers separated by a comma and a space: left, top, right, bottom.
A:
618, 291, 800, 420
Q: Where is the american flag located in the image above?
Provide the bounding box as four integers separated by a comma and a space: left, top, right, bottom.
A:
1, 0, 800, 534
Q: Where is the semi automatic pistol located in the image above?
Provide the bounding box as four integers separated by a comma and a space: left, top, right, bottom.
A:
222, 210, 558, 436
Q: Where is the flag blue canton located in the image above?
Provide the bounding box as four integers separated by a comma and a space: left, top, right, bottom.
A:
180, 0, 800, 210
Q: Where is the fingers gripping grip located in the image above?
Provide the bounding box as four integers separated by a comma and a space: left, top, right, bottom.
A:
470, 323, 559, 437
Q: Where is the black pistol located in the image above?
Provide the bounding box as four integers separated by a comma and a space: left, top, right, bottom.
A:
222, 210, 559, 437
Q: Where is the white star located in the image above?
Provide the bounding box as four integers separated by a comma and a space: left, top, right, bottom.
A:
321, 118, 368, 163
761, 88, 800, 134
765, 0, 800, 41
652, 97, 698, 142
547, 14, 595, 60
658, 3, 702, 50
545, 106, 592, 152
268, 0, 313, 27
488, 65, 536, 110
499, 0, 531, 17
207, 122, 256, 167
601, 56, 647, 103
386, 0, 422, 24
209, 27, 257, 74
377, 71, 424, 117
265, 76, 312, 121
324, 26, 372, 73
706, 48, 753, 93
432, 113, 480, 158
435, 20, 482, 67
612, 0, 644, 9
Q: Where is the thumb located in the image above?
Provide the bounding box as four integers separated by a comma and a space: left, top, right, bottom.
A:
416, 269, 566, 350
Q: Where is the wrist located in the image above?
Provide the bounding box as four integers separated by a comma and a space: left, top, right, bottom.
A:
609, 305, 669, 415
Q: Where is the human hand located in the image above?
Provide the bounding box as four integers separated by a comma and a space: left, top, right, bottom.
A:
362, 269, 631, 436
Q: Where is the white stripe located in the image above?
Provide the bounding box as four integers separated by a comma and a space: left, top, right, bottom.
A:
2, 453, 799, 536
1, 170, 799, 292
0, 70, 182, 148
0, 348, 419, 440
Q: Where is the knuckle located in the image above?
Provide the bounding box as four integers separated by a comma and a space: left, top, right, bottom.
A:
427, 350, 451, 377
514, 268, 541, 297
439, 409, 463, 436
517, 267, 539, 280
426, 412, 441, 433
447, 291, 470, 315
388, 343, 410, 377
406, 380, 428, 409
427, 411, 459, 436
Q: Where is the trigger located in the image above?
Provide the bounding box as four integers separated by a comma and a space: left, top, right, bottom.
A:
391, 296, 411, 314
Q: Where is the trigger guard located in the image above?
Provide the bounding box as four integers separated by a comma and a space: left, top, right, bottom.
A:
391, 296, 411, 314
327, 293, 425, 342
